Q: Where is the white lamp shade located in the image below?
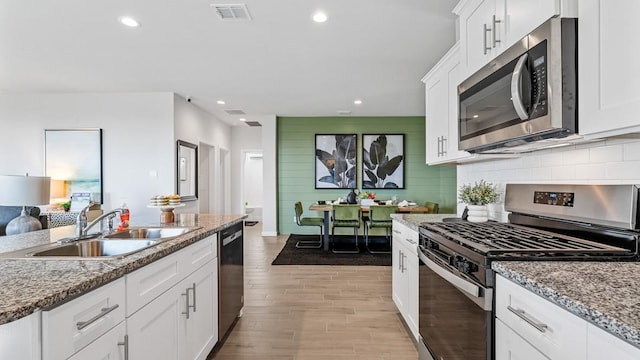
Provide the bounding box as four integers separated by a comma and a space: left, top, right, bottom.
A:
0, 175, 51, 206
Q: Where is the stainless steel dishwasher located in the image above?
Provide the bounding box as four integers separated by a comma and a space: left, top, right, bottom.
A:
218, 221, 244, 338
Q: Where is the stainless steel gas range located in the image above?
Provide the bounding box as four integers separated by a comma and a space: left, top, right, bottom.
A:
417, 184, 640, 360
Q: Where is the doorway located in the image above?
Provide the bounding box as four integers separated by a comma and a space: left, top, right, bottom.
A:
241, 150, 263, 221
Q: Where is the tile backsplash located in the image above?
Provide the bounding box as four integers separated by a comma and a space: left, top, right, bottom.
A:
457, 137, 640, 222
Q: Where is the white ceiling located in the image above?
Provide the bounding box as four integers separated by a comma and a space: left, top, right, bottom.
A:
0, 0, 457, 125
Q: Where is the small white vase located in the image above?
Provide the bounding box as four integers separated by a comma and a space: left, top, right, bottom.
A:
467, 205, 489, 223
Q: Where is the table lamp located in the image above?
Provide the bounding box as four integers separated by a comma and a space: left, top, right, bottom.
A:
0, 174, 51, 235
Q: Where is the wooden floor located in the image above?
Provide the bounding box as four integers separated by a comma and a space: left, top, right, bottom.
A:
208, 223, 418, 360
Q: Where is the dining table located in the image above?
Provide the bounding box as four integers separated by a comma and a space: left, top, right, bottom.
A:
308, 203, 431, 251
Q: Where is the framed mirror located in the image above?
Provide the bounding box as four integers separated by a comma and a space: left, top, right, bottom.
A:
177, 140, 198, 201
45, 129, 103, 204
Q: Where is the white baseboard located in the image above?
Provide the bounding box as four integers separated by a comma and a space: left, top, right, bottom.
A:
261, 231, 278, 237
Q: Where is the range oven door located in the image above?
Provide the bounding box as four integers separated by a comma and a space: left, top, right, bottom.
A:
418, 245, 493, 360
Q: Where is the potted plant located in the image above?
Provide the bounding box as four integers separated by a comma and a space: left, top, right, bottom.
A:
458, 180, 498, 223
60, 201, 71, 212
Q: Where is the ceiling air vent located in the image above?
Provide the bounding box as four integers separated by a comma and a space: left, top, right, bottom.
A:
225, 109, 246, 115
245, 121, 262, 127
211, 4, 252, 21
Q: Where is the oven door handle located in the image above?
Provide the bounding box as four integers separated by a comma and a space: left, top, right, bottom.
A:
418, 249, 479, 297
511, 53, 530, 121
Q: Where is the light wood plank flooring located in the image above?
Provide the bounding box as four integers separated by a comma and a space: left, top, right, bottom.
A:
209, 223, 417, 360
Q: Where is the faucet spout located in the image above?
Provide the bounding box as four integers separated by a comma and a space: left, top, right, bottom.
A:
82, 208, 127, 236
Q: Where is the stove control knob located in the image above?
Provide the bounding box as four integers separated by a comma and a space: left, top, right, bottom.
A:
457, 260, 471, 274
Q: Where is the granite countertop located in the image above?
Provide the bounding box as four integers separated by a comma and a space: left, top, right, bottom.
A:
0, 213, 245, 326
493, 261, 640, 348
391, 213, 456, 231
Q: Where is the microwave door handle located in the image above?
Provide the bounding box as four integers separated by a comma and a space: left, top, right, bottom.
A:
511, 53, 529, 121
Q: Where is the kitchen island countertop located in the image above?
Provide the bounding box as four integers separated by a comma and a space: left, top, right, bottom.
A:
493, 261, 640, 348
0, 213, 245, 326
391, 213, 456, 231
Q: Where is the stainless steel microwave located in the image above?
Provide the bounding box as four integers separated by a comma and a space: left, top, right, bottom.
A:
458, 18, 577, 153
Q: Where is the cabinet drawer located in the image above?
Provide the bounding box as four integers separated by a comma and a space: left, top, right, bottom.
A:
495, 318, 548, 360
42, 277, 126, 360
126, 236, 216, 316
392, 221, 418, 256
126, 249, 182, 316
495, 275, 587, 360
182, 234, 216, 277
68, 322, 126, 360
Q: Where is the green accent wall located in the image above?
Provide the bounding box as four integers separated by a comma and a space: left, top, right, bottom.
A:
277, 116, 457, 235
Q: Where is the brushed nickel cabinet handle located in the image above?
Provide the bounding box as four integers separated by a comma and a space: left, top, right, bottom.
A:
118, 334, 129, 360
76, 304, 120, 330
484, 24, 492, 54
492, 15, 501, 47
507, 306, 548, 332
182, 289, 191, 319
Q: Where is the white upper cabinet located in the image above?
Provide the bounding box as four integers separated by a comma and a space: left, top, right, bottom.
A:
423, 44, 472, 165
578, 0, 640, 138
455, 0, 571, 80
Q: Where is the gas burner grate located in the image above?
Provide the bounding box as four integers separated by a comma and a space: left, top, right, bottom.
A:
421, 222, 629, 255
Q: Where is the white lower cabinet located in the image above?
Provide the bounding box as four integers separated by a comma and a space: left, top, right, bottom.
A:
391, 220, 419, 340
42, 278, 126, 360
183, 258, 218, 360
68, 322, 127, 360
496, 274, 640, 360
495, 318, 547, 360
128, 258, 217, 360
587, 323, 640, 360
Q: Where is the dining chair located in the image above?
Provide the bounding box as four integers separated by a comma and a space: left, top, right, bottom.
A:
424, 201, 440, 214
331, 204, 361, 253
294, 201, 324, 248
363, 205, 397, 253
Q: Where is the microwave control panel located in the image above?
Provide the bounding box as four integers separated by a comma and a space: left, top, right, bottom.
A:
529, 40, 548, 119
534, 191, 574, 207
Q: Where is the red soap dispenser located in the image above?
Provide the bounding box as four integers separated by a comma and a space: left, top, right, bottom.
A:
118, 203, 130, 231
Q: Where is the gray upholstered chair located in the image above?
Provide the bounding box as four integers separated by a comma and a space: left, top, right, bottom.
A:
0, 206, 47, 236
331, 204, 361, 253
294, 201, 324, 248
363, 205, 396, 253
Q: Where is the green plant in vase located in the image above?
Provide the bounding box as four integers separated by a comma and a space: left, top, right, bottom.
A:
61, 201, 71, 212
459, 180, 498, 222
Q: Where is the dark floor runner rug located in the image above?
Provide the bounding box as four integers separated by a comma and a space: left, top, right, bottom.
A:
272, 234, 391, 266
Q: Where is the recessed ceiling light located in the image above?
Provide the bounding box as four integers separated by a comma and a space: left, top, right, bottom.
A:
312, 12, 327, 23
217, 100, 226, 105
354, 99, 363, 105
118, 16, 140, 27
239, 118, 246, 122
473, 114, 479, 118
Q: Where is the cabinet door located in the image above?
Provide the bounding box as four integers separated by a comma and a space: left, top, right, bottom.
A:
68, 322, 127, 360
391, 226, 406, 313
587, 323, 640, 360
127, 284, 182, 360
458, 0, 496, 77
579, 0, 640, 137
183, 259, 218, 360
500, 0, 559, 50
425, 70, 450, 164
495, 318, 548, 360
405, 252, 419, 340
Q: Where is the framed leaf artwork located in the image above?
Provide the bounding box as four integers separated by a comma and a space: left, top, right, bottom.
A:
315, 134, 357, 189
362, 134, 404, 189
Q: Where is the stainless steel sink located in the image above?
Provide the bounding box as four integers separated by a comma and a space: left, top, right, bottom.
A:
102, 227, 197, 240
30, 239, 159, 258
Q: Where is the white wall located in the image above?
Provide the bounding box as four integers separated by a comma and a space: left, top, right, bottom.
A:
230, 124, 262, 214
457, 137, 640, 222
0, 92, 175, 220
173, 94, 232, 215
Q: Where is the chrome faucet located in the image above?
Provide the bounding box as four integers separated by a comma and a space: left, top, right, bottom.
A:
76, 203, 127, 237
